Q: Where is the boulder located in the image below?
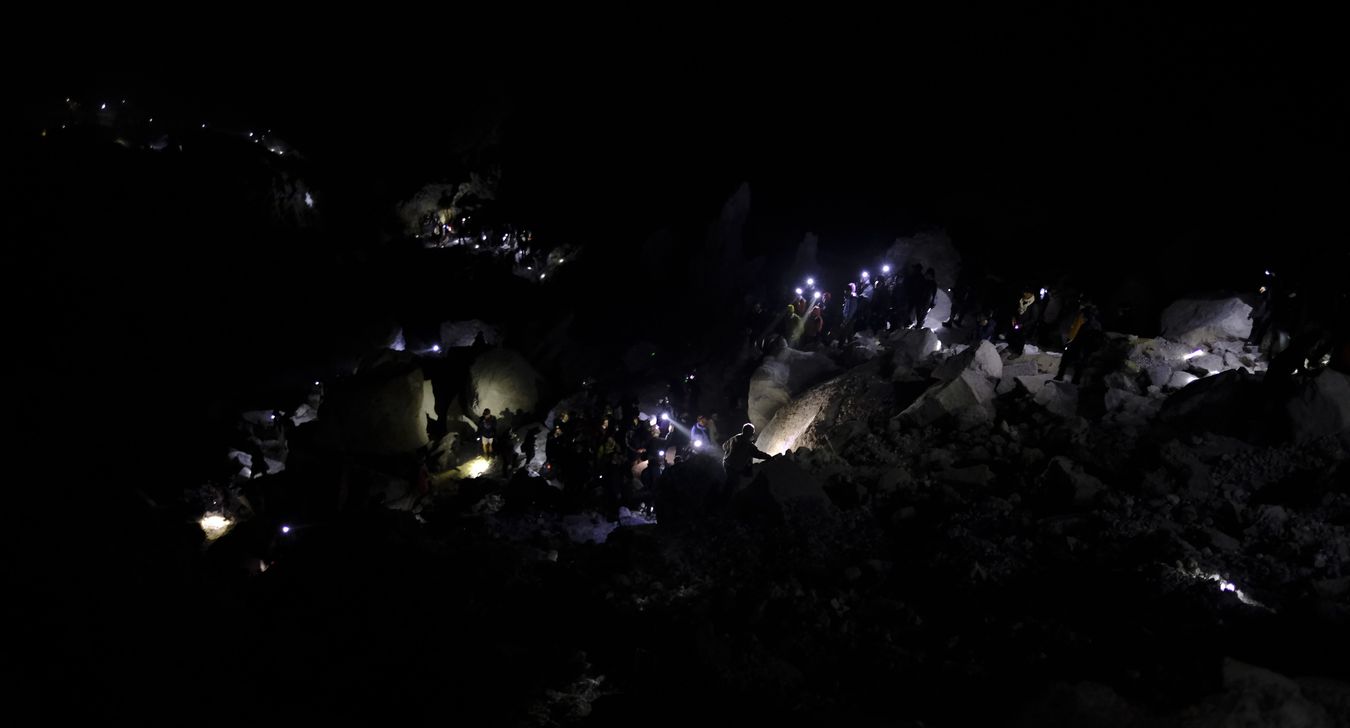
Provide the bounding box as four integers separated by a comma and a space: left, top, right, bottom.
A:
1159, 368, 1263, 435
895, 370, 996, 427
734, 456, 836, 526
1033, 379, 1079, 418
1104, 388, 1162, 425
1284, 369, 1350, 445
1182, 658, 1336, 728
656, 454, 727, 527
467, 347, 542, 417
317, 365, 434, 455
886, 327, 942, 369
933, 340, 1003, 383
1160, 295, 1253, 346
1043, 456, 1106, 507
747, 346, 841, 430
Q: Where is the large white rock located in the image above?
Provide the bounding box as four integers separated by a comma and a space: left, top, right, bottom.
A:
1285, 369, 1350, 444
1033, 379, 1079, 418
318, 366, 434, 455
887, 327, 942, 369
747, 346, 841, 430
895, 370, 996, 427
1160, 295, 1253, 346
759, 361, 892, 455
467, 348, 542, 416
933, 340, 1003, 383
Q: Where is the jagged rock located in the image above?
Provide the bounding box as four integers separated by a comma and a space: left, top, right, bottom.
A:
1160, 295, 1253, 346
877, 467, 914, 493
317, 365, 434, 455
997, 360, 1041, 394
467, 347, 542, 417
735, 456, 836, 526
1181, 658, 1335, 728
1104, 370, 1142, 393
427, 432, 458, 472
933, 339, 1003, 383
1201, 526, 1241, 552
1043, 456, 1106, 507
887, 327, 942, 369
1192, 353, 1225, 373
1284, 369, 1350, 445
747, 346, 841, 430
939, 464, 995, 487
1104, 388, 1162, 424
1033, 379, 1079, 418
895, 371, 996, 427
1159, 369, 1263, 435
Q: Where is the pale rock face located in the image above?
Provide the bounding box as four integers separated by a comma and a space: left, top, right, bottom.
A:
747, 347, 840, 430
1160, 295, 1253, 345
467, 348, 542, 417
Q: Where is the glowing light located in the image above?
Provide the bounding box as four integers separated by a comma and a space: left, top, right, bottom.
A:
650, 417, 659, 426
466, 457, 491, 478
304, 192, 313, 208
795, 287, 803, 295
658, 451, 665, 457
201, 123, 206, 128
280, 525, 291, 534
559, 258, 565, 263
1039, 287, 1047, 298
813, 291, 821, 299
806, 277, 815, 286
1183, 349, 1205, 360
199, 514, 232, 540
693, 439, 702, 448
882, 265, 891, 274
660, 413, 669, 421
249, 132, 254, 137
539, 273, 546, 280
1264, 269, 1271, 276
100, 103, 106, 110
314, 381, 320, 386
431, 344, 441, 353
481, 233, 487, 241
862, 271, 869, 279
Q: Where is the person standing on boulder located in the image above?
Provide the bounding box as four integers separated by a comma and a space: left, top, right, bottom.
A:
477, 408, 497, 456
721, 423, 771, 498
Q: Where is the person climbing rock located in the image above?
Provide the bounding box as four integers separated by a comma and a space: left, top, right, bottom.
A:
477, 408, 497, 456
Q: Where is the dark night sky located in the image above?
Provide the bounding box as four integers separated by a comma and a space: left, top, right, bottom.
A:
17, 8, 1346, 283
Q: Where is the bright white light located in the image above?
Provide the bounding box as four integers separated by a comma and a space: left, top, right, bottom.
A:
314, 381, 320, 386
660, 413, 669, 421
1265, 269, 1271, 276
199, 514, 232, 540
882, 265, 891, 273
650, 417, 659, 426
1183, 349, 1205, 360
1039, 287, 1047, 298
249, 132, 254, 137
481, 233, 487, 241
795, 287, 803, 295
862, 271, 869, 279
806, 277, 815, 286
280, 525, 291, 534
466, 457, 491, 478
559, 258, 565, 263
100, 103, 107, 110
658, 451, 665, 457
201, 123, 206, 128
693, 439, 702, 448
431, 345, 441, 353
304, 192, 313, 208
539, 273, 546, 280
813, 291, 821, 299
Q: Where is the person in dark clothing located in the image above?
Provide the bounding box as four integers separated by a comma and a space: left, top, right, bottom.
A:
1055, 303, 1104, 384
641, 425, 668, 492
625, 416, 651, 463
900, 263, 926, 329
721, 423, 771, 499
973, 310, 997, 344
521, 426, 541, 471
872, 277, 891, 331
944, 263, 980, 328
477, 409, 497, 456
247, 438, 269, 479
1248, 281, 1275, 348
